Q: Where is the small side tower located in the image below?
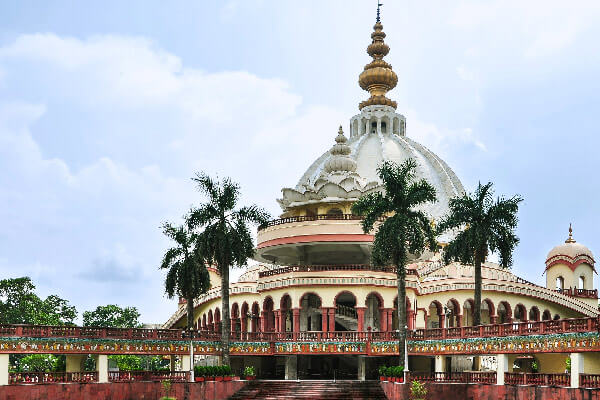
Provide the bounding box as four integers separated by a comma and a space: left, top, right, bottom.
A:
545, 225, 596, 302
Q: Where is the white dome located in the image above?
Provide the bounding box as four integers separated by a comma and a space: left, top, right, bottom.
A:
547, 242, 594, 261
281, 129, 465, 223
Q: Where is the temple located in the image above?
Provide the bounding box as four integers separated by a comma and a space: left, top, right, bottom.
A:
161, 16, 600, 384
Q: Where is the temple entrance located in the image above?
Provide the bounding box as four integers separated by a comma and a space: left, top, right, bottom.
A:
297, 355, 358, 380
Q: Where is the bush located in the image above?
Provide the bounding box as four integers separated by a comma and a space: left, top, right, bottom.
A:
378, 365, 387, 377
194, 365, 205, 377
410, 380, 427, 400
243, 366, 255, 377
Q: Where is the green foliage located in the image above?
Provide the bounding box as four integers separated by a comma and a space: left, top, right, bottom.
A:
194, 365, 232, 377
378, 365, 386, 377
410, 380, 427, 400
160, 222, 211, 330
438, 182, 522, 325
187, 172, 271, 364
566, 356, 571, 373
160, 379, 174, 400
243, 366, 256, 377
531, 360, 539, 373
17, 354, 61, 372
0, 277, 77, 325
82, 304, 141, 328
352, 159, 437, 369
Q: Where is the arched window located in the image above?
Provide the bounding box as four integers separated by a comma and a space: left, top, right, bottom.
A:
556, 276, 565, 291
579, 275, 586, 289
542, 310, 551, 321
553, 314, 560, 321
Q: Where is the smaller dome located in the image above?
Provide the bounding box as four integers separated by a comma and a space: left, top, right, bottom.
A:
324, 127, 356, 173
545, 225, 595, 269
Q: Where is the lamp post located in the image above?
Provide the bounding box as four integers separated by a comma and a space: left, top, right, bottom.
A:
182, 329, 196, 382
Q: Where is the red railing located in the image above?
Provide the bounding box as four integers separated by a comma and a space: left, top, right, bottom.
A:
557, 288, 598, 299
258, 264, 420, 278
1, 317, 598, 344
580, 374, 600, 388
407, 371, 496, 384
258, 214, 385, 230
9, 372, 98, 384
505, 372, 570, 387
108, 371, 188, 382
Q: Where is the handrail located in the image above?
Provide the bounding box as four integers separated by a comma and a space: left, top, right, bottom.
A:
1, 316, 598, 343
556, 288, 598, 299
258, 214, 386, 230
258, 264, 418, 278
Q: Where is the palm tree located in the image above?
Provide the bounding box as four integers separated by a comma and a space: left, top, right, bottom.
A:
352, 159, 437, 368
160, 222, 210, 330
437, 182, 522, 326
187, 173, 270, 367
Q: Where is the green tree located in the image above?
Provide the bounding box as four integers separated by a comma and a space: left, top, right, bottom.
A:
83, 304, 141, 328
187, 173, 270, 366
17, 354, 61, 372
0, 277, 77, 325
438, 182, 522, 326
352, 159, 437, 368
160, 222, 210, 330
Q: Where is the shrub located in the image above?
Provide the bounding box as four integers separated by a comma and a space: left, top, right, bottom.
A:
378, 365, 386, 377
410, 380, 427, 400
194, 365, 205, 377
243, 366, 256, 377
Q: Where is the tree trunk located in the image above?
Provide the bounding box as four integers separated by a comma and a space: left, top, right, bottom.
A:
473, 250, 483, 326
396, 261, 407, 369
186, 295, 195, 331
220, 264, 230, 366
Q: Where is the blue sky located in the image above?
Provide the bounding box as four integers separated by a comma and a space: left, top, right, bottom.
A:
1, 1, 599, 323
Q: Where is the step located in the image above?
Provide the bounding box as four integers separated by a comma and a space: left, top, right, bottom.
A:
228, 380, 387, 400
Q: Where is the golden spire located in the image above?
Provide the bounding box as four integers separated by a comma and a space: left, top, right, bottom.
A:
565, 223, 576, 243
358, 9, 398, 110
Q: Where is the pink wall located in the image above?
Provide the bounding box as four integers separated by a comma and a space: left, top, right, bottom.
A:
0, 380, 247, 400
382, 382, 600, 400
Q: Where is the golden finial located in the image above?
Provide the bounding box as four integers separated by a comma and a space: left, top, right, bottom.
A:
565, 223, 576, 243
358, 10, 398, 110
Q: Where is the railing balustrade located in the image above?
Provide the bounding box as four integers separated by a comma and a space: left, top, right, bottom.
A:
258, 214, 386, 230
580, 374, 600, 388
108, 371, 188, 382
1, 316, 599, 344
406, 371, 496, 384
556, 288, 598, 299
9, 372, 98, 384
505, 372, 570, 387
258, 264, 418, 278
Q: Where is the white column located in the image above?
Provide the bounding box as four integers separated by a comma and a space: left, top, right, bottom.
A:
571, 353, 583, 389
97, 354, 108, 383
181, 355, 190, 372
434, 355, 446, 373
358, 356, 366, 381
496, 354, 508, 385
0, 354, 8, 386
376, 119, 382, 134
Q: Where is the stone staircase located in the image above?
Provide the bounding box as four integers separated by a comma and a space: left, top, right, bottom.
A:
228, 380, 387, 400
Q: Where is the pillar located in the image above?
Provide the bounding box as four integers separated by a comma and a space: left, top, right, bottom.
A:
97, 354, 109, 383
321, 307, 329, 332
66, 355, 86, 373
181, 355, 191, 373
435, 355, 447, 373
329, 308, 336, 332
241, 316, 247, 333
170, 355, 176, 372
376, 119, 382, 134
571, 353, 583, 389
407, 310, 415, 330
0, 354, 8, 386
261, 312, 267, 332
357, 307, 366, 331
358, 356, 367, 381
293, 308, 300, 333
285, 355, 298, 380
456, 315, 463, 327
387, 309, 393, 331
496, 354, 508, 385
439, 314, 446, 329
279, 310, 286, 333
274, 311, 280, 332
251, 316, 257, 333
490, 316, 498, 324
380, 309, 388, 332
